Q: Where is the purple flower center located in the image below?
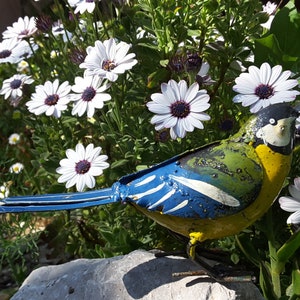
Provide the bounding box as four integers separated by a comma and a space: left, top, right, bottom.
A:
255, 84, 274, 99
0, 49, 12, 59
86, 0, 94, 2
75, 160, 91, 174
10, 79, 22, 89
82, 87, 96, 102
170, 100, 190, 118
44, 94, 59, 106
102, 59, 116, 71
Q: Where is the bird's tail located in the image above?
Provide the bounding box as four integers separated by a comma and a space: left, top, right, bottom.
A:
0, 188, 117, 213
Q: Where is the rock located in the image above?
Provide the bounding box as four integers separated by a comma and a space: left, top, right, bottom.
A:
11, 250, 263, 300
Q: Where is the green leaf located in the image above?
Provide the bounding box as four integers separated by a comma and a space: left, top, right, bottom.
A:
259, 261, 278, 300
292, 262, 300, 297
254, 4, 300, 71
276, 230, 300, 273
254, 34, 282, 66
270, 6, 300, 59
111, 159, 129, 169
136, 165, 148, 171
187, 29, 202, 37
159, 59, 169, 67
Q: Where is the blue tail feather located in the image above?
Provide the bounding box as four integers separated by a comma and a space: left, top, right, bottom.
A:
0, 187, 117, 213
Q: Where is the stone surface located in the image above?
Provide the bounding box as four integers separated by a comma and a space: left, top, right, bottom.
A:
11, 250, 263, 300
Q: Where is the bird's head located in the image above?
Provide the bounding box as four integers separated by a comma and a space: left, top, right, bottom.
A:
240, 103, 299, 155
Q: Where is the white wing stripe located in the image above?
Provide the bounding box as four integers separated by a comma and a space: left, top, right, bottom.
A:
129, 183, 165, 200
163, 199, 189, 214
169, 175, 240, 207
148, 189, 176, 210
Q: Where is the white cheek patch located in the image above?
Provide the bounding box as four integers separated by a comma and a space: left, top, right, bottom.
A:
256, 118, 293, 147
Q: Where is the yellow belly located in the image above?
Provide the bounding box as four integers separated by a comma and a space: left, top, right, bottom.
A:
132, 144, 292, 241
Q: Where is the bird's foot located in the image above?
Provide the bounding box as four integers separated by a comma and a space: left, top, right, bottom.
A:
154, 247, 256, 282
154, 250, 187, 258
172, 267, 256, 282
191, 252, 256, 282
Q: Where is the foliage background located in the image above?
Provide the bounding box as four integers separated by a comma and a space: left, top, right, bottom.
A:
0, 0, 300, 298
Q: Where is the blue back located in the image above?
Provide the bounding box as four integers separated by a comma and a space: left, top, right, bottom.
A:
112, 141, 263, 219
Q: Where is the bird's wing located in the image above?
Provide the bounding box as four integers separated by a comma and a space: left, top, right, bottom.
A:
124, 141, 264, 219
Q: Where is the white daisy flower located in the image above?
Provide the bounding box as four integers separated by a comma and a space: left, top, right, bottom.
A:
8, 133, 21, 145
0, 182, 10, 199
233, 62, 300, 113
263, 1, 277, 15
80, 38, 138, 82
196, 62, 216, 86
52, 21, 72, 42
68, 0, 96, 14
9, 162, 24, 174
279, 177, 300, 224
26, 79, 72, 118
56, 143, 109, 192
0, 74, 34, 100
69, 75, 111, 118
0, 38, 34, 64
147, 79, 211, 139
261, 1, 277, 29
2, 16, 37, 40
17, 60, 30, 73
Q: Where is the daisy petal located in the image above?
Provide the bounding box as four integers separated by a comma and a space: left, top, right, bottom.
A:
287, 211, 300, 224
279, 196, 300, 212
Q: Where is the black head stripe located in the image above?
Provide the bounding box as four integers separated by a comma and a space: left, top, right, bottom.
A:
256, 103, 299, 128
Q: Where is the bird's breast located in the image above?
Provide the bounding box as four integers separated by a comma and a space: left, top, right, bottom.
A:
243, 143, 292, 218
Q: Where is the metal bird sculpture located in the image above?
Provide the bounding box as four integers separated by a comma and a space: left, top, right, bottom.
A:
0, 103, 298, 259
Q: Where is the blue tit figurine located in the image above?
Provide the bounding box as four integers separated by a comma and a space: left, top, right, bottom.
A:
0, 103, 298, 259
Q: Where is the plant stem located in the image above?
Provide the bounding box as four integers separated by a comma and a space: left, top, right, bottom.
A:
266, 209, 281, 298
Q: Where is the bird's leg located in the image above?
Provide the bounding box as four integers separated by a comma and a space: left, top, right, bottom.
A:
188, 232, 204, 259
185, 232, 256, 282
185, 232, 225, 280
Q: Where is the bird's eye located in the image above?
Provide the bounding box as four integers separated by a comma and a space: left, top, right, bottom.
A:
269, 118, 276, 125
